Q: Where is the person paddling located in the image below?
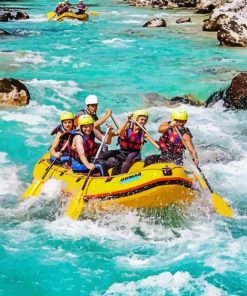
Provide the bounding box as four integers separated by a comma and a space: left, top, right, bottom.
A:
145, 110, 198, 166
69, 115, 113, 175
76, 0, 87, 14
50, 111, 75, 162
99, 110, 159, 175
74, 94, 112, 134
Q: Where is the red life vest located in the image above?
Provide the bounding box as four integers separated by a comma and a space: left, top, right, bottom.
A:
57, 6, 64, 14
70, 131, 98, 161
50, 124, 71, 153
78, 3, 86, 10
158, 127, 190, 156
118, 127, 143, 152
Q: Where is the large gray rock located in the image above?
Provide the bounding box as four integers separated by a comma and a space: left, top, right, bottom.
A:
217, 18, 247, 47
143, 18, 167, 27
196, 0, 222, 14
205, 72, 247, 109
125, 0, 195, 9
202, 0, 247, 47
0, 78, 30, 107
224, 72, 247, 109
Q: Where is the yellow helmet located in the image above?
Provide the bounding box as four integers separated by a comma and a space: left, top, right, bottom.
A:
171, 110, 188, 121
132, 110, 149, 120
60, 111, 74, 121
78, 114, 94, 126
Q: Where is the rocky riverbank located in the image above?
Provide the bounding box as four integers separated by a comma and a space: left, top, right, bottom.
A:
123, 0, 247, 47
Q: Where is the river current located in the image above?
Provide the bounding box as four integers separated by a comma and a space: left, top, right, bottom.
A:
0, 0, 246, 295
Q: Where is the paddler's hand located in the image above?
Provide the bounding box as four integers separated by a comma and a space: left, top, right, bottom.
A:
106, 124, 114, 133
193, 157, 199, 166
128, 113, 133, 121
169, 120, 177, 128
54, 152, 61, 158
105, 109, 112, 117
87, 163, 95, 170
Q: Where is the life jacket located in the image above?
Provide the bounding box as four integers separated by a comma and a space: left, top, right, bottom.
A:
78, 3, 85, 10
57, 6, 64, 14
69, 131, 98, 161
158, 127, 191, 156
118, 126, 144, 152
51, 124, 73, 153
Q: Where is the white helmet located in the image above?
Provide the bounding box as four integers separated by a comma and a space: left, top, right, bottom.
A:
85, 94, 98, 105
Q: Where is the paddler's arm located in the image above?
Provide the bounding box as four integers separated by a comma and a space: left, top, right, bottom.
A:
183, 133, 199, 165
94, 109, 112, 129
50, 132, 62, 158
158, 120, 176, 134
94, 126, 113, 145
117, 116, 131, 136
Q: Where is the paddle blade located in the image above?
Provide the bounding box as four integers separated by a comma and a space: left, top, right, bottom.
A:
21, 179, 43, 199
65, 191, 84, 220
212, 192, 234, 218
89, 11, 98, 16
47, 11, 56, 20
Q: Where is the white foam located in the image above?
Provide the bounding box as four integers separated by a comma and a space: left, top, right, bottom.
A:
0, 153, 23, 196
1, 112, 47, 125
13, 52, 45, 64
102, 38, 134, 48
0, 152, 8, 164
72, 61, 91, 69
26, 79, 81, 102
105, 270, 224, 295
121, 20, 142, 24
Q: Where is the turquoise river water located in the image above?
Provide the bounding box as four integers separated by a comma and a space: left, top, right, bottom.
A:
0, 0, 246, 295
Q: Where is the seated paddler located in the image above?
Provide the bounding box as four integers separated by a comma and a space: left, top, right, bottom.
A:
144, 110, 199, 167
50, 111, 75, 164
69, 114, 113, 175
99, 110, 159, 175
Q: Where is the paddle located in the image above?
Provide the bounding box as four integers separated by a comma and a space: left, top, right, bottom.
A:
174, 126, 233, 218
110, 114, 119, 129
89, 11, 98, 16
130, 117, 160, 150
21, 136, 70, 199
65, 126, 111, 220
47, 11, 56, 20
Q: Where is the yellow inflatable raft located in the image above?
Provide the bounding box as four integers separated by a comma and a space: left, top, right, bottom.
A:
57, 12, 89, 22
22, 153, 205, 217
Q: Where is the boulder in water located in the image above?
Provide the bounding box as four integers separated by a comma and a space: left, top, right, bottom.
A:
15, 11, 29, 20
196, 0, 222, 14
0, 78, 30, 107
205, 72, 247, 109
143, 18, 167, 28
202, 0, 247, 47
171, 94, 204, 106
224, 72, 247, 109
176, 17, 191, 24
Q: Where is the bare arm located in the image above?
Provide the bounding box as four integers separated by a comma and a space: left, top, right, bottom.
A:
183, 134, 199, 165
94, 127, 113, 144
75, 136, 94, 170
158, 121, 170, 134
117, 117, 130, 136
50, 132, 62, 158
94, 109, 112, 129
